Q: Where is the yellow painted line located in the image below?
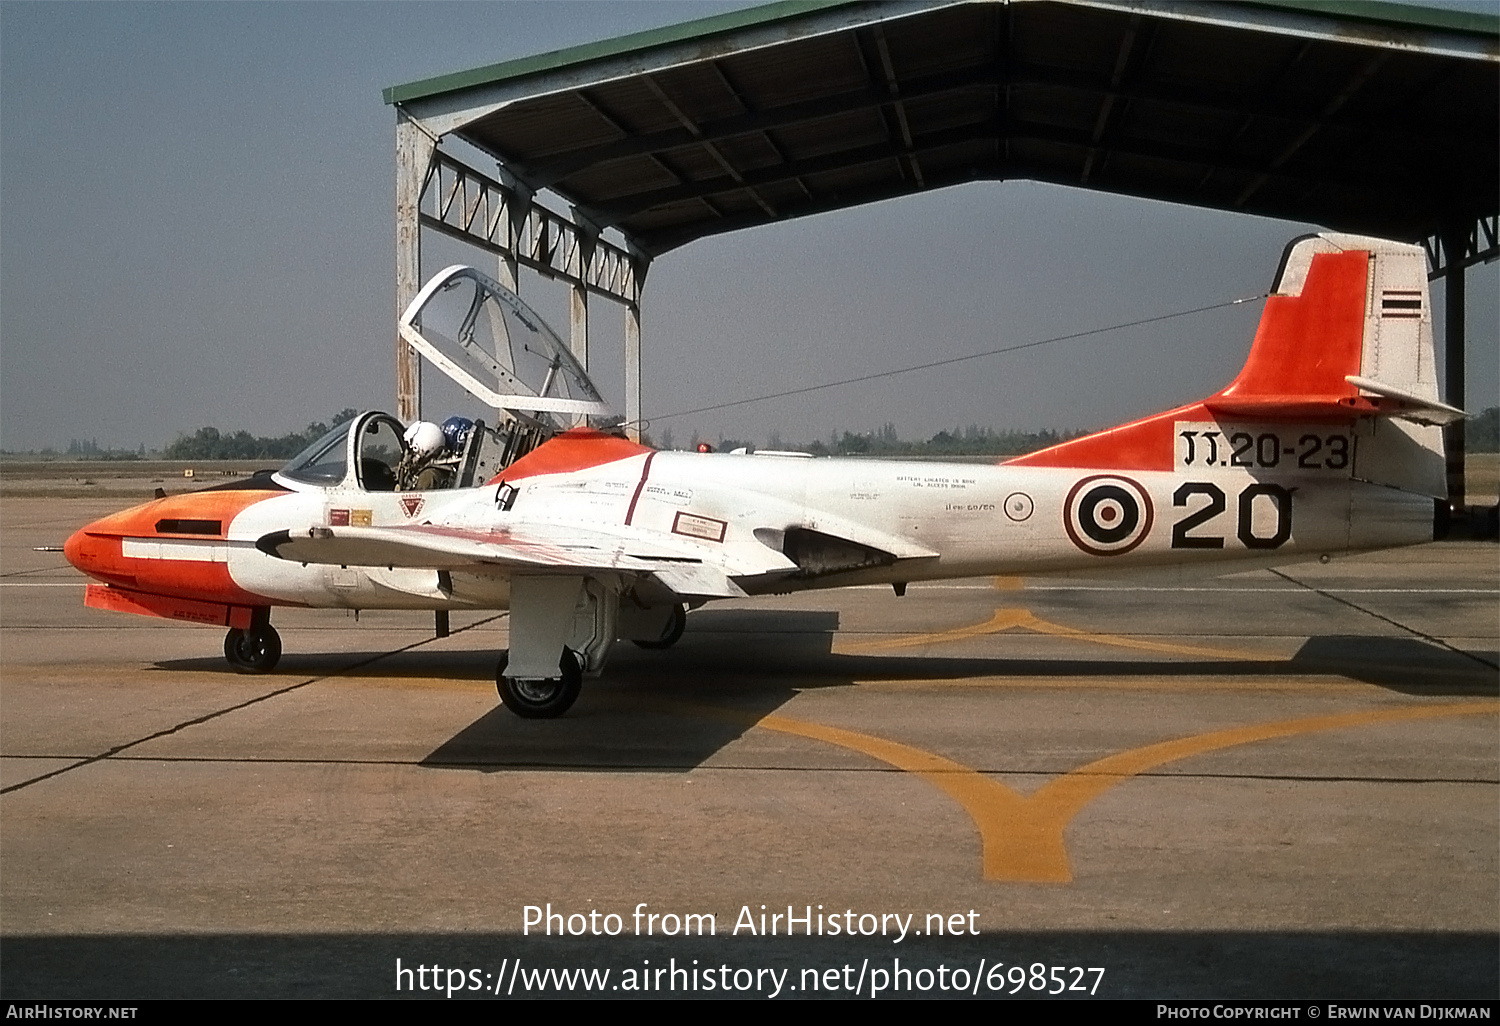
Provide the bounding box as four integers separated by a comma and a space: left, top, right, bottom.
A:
994, 575, 1024, 591
841, 607, 1035, 652
1016, 700, 1500, 882
755, 700, 1498, 884
1019, 610, 1271, 661
758, 712, 1033, 880
842, 606, 1269, 661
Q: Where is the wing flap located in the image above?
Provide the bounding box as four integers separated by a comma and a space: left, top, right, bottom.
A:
258, 523, 704, 575
650, 564, 747, 598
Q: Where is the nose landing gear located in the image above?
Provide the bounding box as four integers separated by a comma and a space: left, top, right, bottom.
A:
224, 610, 281, 673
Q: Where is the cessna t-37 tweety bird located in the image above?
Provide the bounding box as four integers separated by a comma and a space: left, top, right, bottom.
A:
65, 233, 1463, 717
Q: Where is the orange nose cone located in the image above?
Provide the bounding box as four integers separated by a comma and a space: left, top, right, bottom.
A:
63, 524, 92, 574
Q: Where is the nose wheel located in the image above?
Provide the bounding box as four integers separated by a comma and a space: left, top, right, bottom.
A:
224, 623, 281, 673
496, 649, 582, 719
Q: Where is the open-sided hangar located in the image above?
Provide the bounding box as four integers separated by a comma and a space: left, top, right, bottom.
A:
384, 0, 1498, 509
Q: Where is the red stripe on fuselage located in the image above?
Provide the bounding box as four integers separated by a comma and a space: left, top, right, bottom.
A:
624, 451, 657, 525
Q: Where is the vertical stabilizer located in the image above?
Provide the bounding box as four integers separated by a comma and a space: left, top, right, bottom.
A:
1007, 233, 1456, 497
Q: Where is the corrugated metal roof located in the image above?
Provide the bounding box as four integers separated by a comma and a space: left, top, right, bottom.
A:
387, 0, 1499, 256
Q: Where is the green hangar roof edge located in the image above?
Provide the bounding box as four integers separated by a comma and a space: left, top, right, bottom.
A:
381, 0, 1499, 106
381, 0, 867, 105
1237, 0, 1499, 36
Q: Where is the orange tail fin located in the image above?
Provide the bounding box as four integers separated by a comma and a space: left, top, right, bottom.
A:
1006, 233, 1457, 477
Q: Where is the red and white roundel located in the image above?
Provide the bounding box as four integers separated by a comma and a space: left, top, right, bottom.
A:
1063, 475, 1154, 556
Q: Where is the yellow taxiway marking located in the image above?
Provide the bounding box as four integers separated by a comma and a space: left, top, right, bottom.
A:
842, 606, 1269, 662
993, 575, 1025, 591
757, 701, 1498, 883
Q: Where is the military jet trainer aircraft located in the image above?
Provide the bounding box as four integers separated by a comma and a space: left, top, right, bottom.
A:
65, 233, 1462, 717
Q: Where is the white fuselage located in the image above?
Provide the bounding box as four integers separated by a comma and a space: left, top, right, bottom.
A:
220, 449, 1432, 609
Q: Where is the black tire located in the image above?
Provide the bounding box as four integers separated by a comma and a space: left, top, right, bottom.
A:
632, 603, 687, 650
496, 648, 582, 719
224, 624, 281, 673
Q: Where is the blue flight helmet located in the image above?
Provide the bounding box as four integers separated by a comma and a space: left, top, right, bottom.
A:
440, 416, 475, 452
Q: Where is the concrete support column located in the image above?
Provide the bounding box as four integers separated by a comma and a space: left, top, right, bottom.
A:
1442, 228, 1467, 511
497, 253, 519, 294
624, 303, 642, 442
570, 283, 589, 427
395, 110, 435, 425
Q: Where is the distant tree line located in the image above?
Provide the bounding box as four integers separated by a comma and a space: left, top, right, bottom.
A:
696, 410, 1500, 457
162, 409, 358, 460
67, 438, 146, 460
659, 423, 1082, 457
799, 423, 1086, 457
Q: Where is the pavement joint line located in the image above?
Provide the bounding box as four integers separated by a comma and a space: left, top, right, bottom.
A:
755, 700, 1500, 883
0, 752, 1495, 785
0, 566, 77, 580
0, 613, 507, 797
1269, 568, 1500, 672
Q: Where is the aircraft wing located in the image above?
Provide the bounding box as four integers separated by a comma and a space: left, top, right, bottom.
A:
256, 522, 749, 597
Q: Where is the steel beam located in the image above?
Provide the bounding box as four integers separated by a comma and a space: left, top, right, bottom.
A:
1442, 227, 1468, 510
1425, 215, 1500, 279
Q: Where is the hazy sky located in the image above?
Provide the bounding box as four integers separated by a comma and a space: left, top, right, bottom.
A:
2, 1, 1495, 453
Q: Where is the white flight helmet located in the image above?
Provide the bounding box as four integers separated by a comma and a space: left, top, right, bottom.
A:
403, 420, 446, 459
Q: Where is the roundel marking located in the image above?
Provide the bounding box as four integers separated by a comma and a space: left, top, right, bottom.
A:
1003, 492, 1034, 522
1063, 475, 1154, 556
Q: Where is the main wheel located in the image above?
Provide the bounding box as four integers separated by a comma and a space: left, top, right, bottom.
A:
496, 648, 582, 719
224, 624, 281, 673
632, 603, 687, 650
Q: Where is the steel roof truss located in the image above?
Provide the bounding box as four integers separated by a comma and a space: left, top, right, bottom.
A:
421, 151, 646, 306
1425, 215, 1500, 279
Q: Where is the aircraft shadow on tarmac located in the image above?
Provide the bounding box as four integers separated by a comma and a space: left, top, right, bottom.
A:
407, 609, 1497, 773
150, 608, 1496, 774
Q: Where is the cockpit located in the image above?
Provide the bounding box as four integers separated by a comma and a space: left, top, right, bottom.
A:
274, 410, 544, 494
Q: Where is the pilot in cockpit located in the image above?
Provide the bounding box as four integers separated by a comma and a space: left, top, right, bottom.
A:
397, 416, 474, 491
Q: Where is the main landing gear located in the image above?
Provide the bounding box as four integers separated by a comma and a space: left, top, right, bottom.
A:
632, 602, 686, 650
496, 649, 582, 719
224, 612, 281, 674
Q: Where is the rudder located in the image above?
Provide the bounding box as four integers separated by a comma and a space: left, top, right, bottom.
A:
1007, 233, 1459, 497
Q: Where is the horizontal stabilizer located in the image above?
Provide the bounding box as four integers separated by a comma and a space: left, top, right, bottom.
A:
1344, 375, 1465, 425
